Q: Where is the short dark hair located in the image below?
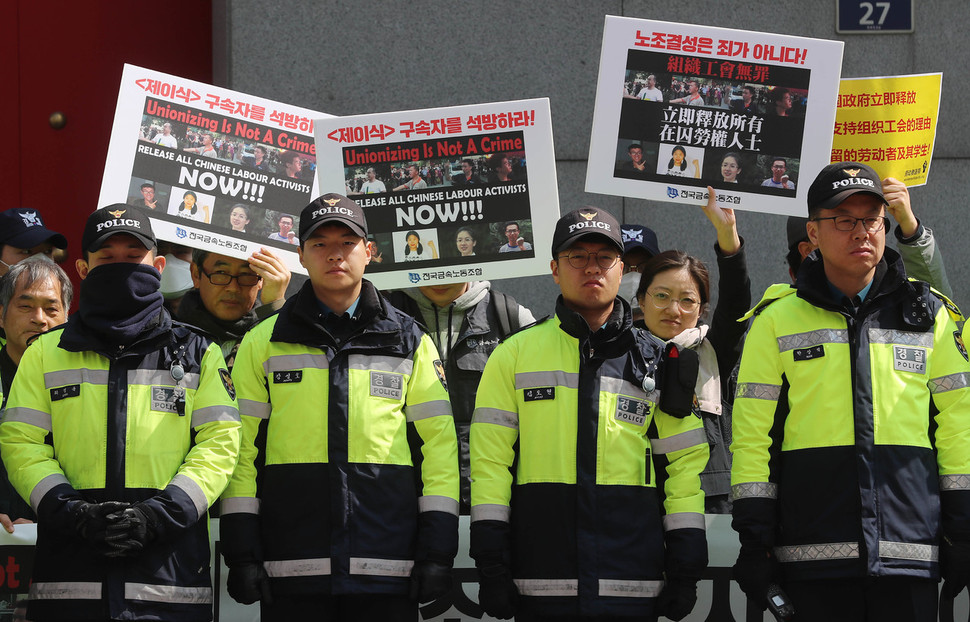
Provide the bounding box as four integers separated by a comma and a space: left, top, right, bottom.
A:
279, 214, 294, 224
628, 143, 643, 153
140, 182, 154, 190
191, 248, 211, 270
488, 153, 509, 169
636, 250, 710, 309
786, 246, 804, 277
504, 221, 520, 232
280, 151, 300, 165
771, 157, 787, 168
770, 87, 790, 104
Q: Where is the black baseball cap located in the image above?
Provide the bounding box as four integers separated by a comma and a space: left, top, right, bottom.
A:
807, 162, 888, 215
0, 208, 68, 250
299, 193, 368, 242
620, 224, 660, 258
82, 204, 156, 253
552, 207, 623, 256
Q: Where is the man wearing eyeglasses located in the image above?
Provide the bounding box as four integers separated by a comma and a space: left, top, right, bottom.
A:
760, 157, 795, 190
176, 248, 290, 370
470, 207, 708, 621
732, 162, 970, 621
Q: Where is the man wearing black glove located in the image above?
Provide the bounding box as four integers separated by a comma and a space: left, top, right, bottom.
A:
408, 559, 452, 603
476, 562, 517, 620
0, 206, 241, 622
103, 503, 158, 557
72, 500, 130, 554
470, 208, 709, 620
731, 162, 970, 621
226, 560, 273, 605
731, 543, 777, 611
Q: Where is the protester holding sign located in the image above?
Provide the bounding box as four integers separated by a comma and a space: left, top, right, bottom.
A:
636, 188, 750, 514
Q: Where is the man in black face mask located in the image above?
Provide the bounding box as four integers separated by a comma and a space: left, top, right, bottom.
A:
0, 204, 241, 622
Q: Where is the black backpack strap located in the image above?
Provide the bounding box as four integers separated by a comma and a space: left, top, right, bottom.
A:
489, 290, 521, 337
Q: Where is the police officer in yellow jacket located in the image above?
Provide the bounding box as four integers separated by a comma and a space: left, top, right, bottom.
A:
220, 194, 459, 622
0, 205, 241, 622
731, 162, 970, 621
470, 208, 709, 621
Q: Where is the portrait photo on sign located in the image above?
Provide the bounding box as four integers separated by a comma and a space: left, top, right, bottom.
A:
394, 228, 440, 263
168, 187, 215, 224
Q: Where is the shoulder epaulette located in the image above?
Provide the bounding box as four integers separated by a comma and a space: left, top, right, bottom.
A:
739, 283, 797, 321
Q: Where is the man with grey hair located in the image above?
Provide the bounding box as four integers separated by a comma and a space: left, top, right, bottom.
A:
0, 254, 72, 399
0, 254, 73, 531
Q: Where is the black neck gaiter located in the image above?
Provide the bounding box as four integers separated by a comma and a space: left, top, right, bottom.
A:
78, 263, 165, 346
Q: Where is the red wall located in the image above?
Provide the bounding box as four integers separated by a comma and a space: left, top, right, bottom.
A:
2, 1, 213, 307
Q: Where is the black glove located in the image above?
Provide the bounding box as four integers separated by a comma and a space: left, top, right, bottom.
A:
657, 577, 698, 621
941, 536, 970, 598
103, 503, 157, 557
733, 546, 778, 611
409, 560, 452, 603
477, 564, 518, 620
72, 501, 130, 551
227, 561, 273, 605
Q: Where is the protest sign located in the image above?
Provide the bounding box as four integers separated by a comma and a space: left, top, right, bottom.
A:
586, 16, 844, 217
313, 99, 558, 289
832, 73, 942, 186
99, 64, 330, 273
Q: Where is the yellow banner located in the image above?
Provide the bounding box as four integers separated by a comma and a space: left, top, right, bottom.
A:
831, 73, 942, 186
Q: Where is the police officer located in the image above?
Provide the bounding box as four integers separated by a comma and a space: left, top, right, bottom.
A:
0, 207, 68, 277
470, 207, 709, 621
220, 193, 459, 622
0, 204, 241, 622
731, 162, 970, 621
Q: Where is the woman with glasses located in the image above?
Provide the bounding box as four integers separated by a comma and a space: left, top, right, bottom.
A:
635, 186, 751, 514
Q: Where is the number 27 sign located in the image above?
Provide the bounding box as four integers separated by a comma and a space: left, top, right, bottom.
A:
837, 0, 914, 34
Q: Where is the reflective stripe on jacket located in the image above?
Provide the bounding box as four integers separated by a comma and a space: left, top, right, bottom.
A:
731, 248, 970, 582
220, 280, 458, 597
0, 315, 240, 621
470, 297, 708, 617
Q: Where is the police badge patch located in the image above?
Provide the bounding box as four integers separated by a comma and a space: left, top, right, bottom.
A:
955, 331, 969, 362
433, 359, 448, 391
219, 368, 236, 399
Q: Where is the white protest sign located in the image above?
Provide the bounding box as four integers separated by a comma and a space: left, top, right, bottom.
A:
313, 99, 559, 289
99, 64, 332, 273
587, 16, 844, 216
